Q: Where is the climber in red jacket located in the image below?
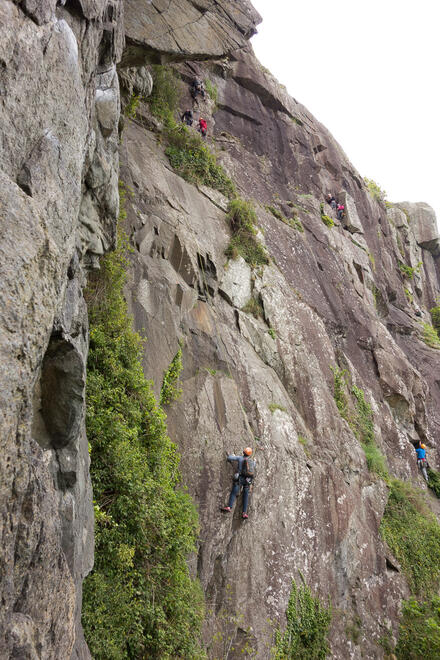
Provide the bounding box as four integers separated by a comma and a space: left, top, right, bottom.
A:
198, 117, 207, 138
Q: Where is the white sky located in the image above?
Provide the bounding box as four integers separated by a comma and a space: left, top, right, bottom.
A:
250, 0, 439, 227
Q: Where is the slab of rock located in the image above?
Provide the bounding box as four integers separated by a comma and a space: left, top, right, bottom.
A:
122, 0, 261, 66
219, 256, 252, 308
396, 201, 440, 255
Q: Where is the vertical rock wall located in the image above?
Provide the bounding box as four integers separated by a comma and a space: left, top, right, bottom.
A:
1, 0, 440, 658
118, 29, 440, 660
0, 1, 123, 656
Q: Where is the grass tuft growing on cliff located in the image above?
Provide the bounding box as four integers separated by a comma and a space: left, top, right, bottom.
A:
395, 596, 440, 659
273, 578, 331, 659
427, 467, 440, 499
380, 479, 440, 597
431, 305, 440, 336
160, 347, 183, 406
149, 65, 181, 122
332, 368, 388, 479
364, 177, 387, 204
82, 187, 205, 660
225, 198, 269, 267
266, 204, 304, 232
164, 122, 235, 198
320, 203, 334, 228
421, 322, 440, 349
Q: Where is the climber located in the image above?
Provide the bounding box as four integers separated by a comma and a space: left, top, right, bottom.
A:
415, 441, 429, 482
197, 117, 207, 138
221, 447, 255, 519
181, 109, 193, 126
326, 193, 337, 210
337, 203, 345, 220
190, 78, 205, 101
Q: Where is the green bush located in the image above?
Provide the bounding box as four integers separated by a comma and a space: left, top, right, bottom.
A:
422, 322, 440, 349
164, 121, 235, 198
273, 578, 331, 659
225, 198, 269, 267
149, 65, 181, 121
380, 479, 440, 597
431, 306, 440, 336
351, 386, 388, 478
331, 366, 348, 419
125, 94, 140, 119
395, 596, 440, 659
160, 348, 183, 406
428, 467, 440, 498
320, 203, 334, 228
364, 177, 387, 203
332, 369, 388, 479
204, 79, 218, 106
82, 192, 205, 659
399, 262, 415, 279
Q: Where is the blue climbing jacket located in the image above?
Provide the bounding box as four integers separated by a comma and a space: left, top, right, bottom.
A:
415, 447, 426, 460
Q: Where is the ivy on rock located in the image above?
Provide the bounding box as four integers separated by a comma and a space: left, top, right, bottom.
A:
82, 191, 205, 659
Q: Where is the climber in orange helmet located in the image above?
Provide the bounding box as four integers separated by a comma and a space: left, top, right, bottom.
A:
221, 447, 255, 519
415, 440, 429, 482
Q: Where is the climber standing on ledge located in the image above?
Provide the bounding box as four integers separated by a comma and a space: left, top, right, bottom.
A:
415, 441, 429, 482
221, 447, 255, 519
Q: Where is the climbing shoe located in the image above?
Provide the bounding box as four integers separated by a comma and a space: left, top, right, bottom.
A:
242, 513, 248, 519
221, 506, 231, 513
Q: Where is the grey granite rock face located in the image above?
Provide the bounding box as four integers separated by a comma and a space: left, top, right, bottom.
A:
121, 0, 261, 66
0, 0, 123, 657
1, 0, 440, 658
396, 201, 440, 256
118, 38, 440, 657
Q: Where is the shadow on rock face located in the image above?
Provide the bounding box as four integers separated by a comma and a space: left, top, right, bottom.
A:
38, 335, 84, 450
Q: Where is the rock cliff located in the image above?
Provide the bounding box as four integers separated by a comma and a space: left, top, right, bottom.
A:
1, 1, 440, 658
0, 1, 123, 657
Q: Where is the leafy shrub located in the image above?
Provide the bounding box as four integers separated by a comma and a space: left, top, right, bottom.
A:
319, 203, 334, 228
351, 386, 388, 478
422, 322, 440, 349
380, 479, 440, 596
82, 193, 205, 659
428, 467, 440, 498
149, 65, 181, 121
431, 306, 440, 336
164, 121, 235, 198
332, 369, 387, 478
125, 94, 140, 119
404, 287, 413, 304
395, 596, 440, 659
165, 124, 235, 198
399, 262, 415, 279
225, 198, 269, 267
160, 347, 183, 406
273, 578, 331, 659
331, 366, 349, 419
204, 79, 218, 106
364, 177, 387, 203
